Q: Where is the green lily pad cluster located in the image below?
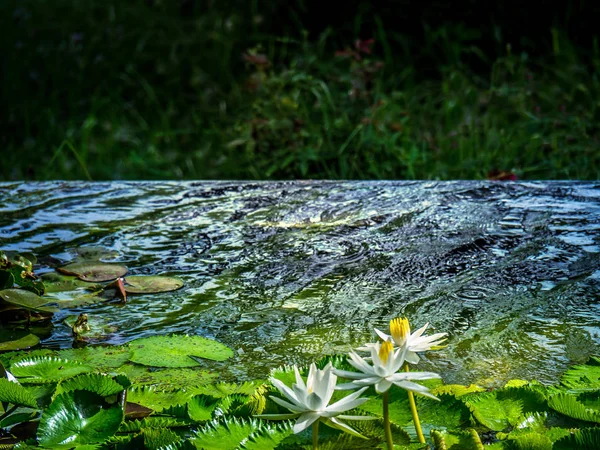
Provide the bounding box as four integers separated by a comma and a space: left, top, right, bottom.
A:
1, 348, 600, 448
0, 249, 184, 349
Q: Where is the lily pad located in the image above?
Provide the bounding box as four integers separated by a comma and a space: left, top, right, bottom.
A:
117, 364, 219, 388
38, 390, 124, 446
123, 276, 184, 294
57, 262, 128, 282
129, 335, 234, 367
40, 272, 98, 293
0, 289, 58, 313
0, 330, 40, 351
59, 346, 132, 370
10, 357, 93, 383
70, 246, 119, 261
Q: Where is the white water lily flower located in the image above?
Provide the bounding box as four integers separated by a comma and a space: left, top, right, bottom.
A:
335, 340, 441, 396
372, 317, 447, 364
257, 362, 373, 436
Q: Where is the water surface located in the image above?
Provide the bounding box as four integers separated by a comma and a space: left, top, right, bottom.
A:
1, 181, 599, 385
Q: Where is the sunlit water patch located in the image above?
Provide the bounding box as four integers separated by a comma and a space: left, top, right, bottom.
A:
1, 181, 600, 385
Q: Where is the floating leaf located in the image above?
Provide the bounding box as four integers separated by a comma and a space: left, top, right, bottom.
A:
432, 384, 485, 397
241, 420, 294, 450
59, 345, 132, 370
548, 392, 600, 423
54, 373, 126, 398
191, 417, 258, 450
37, 390, 124, 446
0, 378, 38, 408
142, 427, 182, 450
554, 427, 600, 449
126, 385, 194, 412
463, 390, 524, 431
0, 330, 40, 351
119, 416, 193, 433
188, 394, 222, 422
560, 356, 600, 390
129, 335, 234, 367
10, 357, 93, 383
69, 246, 119, 262
57, 262, 128, 282
118, 364, 218, 388
40, 272, 96, 293
123, 275, 184, 294
0, 289, 57, 313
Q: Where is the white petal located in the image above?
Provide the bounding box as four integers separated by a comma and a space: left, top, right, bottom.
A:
335, 381, 365, 390
326, 417, 367, 439
411, 323, 429, 339
270, 395, 305, 413
256, 413, 300, 420
293, 412, 320, 433
327, 386, 369, 412
293, 365, 306, 391
337, 414, 377, 421
348, 352, 375, 375
405, 351, 420, 364
333, 369, 366, 380
392, 381, 440, 400
390, 371, 441, 381
374, 328, 390, 341
271, 378, 301, 404
306, 392, 324, 411
375, 378, 393, 393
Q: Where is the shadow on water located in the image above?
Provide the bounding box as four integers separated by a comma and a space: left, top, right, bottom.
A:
1, 180, 600, 385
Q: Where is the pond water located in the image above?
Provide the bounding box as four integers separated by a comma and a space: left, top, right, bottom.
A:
1, 181, 600, 386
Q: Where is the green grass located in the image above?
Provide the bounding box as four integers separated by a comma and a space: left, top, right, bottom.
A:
2, 1, 599, 180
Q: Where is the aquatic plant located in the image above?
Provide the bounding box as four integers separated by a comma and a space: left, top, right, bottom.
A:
257, 362, 373, 449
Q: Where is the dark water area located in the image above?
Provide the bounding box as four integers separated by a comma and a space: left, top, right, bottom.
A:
1, 181, 600, 385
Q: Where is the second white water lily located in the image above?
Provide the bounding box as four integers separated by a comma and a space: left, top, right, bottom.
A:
335, 339, 441, 395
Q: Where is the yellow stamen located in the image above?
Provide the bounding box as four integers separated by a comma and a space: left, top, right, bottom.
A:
390, 317, 411, 345
378, 340, 394, 364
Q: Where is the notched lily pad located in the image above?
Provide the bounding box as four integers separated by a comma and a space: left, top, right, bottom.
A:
123, 276, 184, 294
10, 357, 93, 383
129, 335, 234, 368
0, 330, 40, 352
0, 289, 58, 313
57, 262, 128, 282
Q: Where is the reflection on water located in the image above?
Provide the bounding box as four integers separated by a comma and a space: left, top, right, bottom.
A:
1, 181, 600, 385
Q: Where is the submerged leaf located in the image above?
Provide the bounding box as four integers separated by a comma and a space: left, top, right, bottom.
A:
37, 390, 124, 446
129, 335, 233, 367
0, 330, 40, 351
123, 275, 184, 294
57, 262, 128, 282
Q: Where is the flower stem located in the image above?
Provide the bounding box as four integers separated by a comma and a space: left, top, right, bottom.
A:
312, 419, 319, 450
405, 363, 426, 444
383, 390, 394, 450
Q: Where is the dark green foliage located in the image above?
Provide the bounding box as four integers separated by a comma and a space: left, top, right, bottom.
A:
2, 1, 599, 181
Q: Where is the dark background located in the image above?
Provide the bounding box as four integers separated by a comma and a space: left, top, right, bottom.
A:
2, 0, 599, 180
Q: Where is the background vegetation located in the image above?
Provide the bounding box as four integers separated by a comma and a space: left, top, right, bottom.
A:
2, 0, 599, 180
